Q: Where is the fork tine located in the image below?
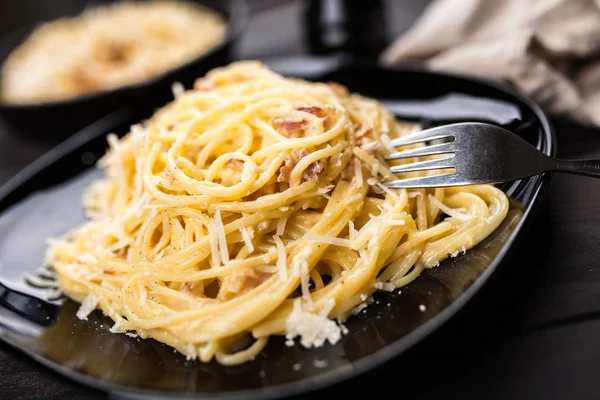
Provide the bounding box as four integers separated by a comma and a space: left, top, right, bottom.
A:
384, 142, 456, 161
389, 155, 455, 174
385, 172, 461, 188
389, 127, 455, 147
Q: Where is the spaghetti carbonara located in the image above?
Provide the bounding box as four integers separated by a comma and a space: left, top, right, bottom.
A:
1, 1, 226, 104
45, 61, 509, 365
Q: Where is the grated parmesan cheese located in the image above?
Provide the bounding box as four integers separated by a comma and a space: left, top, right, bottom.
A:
427, 194, 473, 221
76, 293, 99, 320
352, 295, 374, 315
369, 214, 406, 226
276, 216, 288, 236
240, 226, 254, 254
285, 299, 344, 349
317, 184, 335, 194
109, 320, 125, 333
348, 220, 357, 241
375, 182, 402, 202
213, 210, 229, 264
354, 158, 363, 187
185, 343, 198, 360
171, 82, 185, 98
138, 281, 147, 307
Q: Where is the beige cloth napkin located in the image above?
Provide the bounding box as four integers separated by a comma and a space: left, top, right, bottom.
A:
380, 0, 600, 126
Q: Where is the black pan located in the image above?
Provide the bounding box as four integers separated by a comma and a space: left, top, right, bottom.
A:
0, 0, 247, 141
0, 62, 555, 399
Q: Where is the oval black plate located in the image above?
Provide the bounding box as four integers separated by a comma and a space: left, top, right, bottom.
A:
0, 63, 555, 399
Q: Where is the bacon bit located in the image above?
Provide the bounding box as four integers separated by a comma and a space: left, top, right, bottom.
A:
298, 106, 328, 118
304, 161, 324, 181
71, 67, 98, 91
341, 160, 355, 181
355, 123, 374, 146
274, 117, 308, 137
355, 123, 372, 139
278, 163, 294, 183
299, 106, 335, 131
226, 158, 244, 171
99, 42, 128, 63
182, 282, 195, 291
328, 81, 349, 97
193, 78, 216, 91
103, 270, 115, 275
218, 268, 268, 300
277, 149, 310, 183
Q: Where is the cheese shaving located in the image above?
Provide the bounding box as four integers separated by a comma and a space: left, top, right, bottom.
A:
138, 281, 147, 307
109, 320, 126, 333
171, 82, 185, 98
348, 220, 357, 241
76, 293, 99, 320
369, 214, 406, 226
304, 234, 353, 247
427, 194, 473, 221
213, 210, 229, 264
276, 216, 288, 236
240, 226, 254, 254
354, 157, 363, 187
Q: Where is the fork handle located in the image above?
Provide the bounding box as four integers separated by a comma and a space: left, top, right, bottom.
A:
553, 158, 600, 177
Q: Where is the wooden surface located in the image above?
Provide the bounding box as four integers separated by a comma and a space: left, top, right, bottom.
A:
2, 1, 600, 399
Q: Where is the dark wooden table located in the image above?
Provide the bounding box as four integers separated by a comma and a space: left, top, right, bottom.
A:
2, 1, 600, 399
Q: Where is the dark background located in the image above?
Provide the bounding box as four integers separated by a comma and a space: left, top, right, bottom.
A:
1, 1, 600, 399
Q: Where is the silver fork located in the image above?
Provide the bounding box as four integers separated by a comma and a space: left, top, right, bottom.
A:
383, 122, 600, 188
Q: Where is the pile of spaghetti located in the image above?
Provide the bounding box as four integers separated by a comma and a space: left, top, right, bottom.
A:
46, 61, 509, 365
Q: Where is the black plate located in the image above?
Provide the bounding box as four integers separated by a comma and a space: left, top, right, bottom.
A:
0, 63, 555, 399
0, 0, 247, 140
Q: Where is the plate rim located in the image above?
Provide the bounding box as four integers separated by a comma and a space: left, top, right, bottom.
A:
0, 63, 555, 400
